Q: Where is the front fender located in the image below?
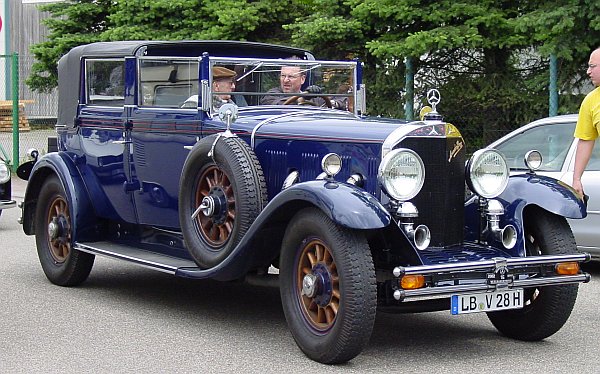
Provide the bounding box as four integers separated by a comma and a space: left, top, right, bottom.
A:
176, 180, 391, 281
464, 173, 586, 257
499, 174, 586, 219
267, 180, 391, 229
22, 153, 97, 240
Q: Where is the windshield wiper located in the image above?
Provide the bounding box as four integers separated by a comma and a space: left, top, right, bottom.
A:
237, 62, 263, 82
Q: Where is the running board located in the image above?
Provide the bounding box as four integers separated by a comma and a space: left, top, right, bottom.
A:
75, 241, 200, 275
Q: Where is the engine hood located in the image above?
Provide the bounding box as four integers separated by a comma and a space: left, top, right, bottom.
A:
220, 106, 460, 148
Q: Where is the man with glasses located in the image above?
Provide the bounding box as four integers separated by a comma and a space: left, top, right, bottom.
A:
573, 47, 600, 198
261, 65, 323, 106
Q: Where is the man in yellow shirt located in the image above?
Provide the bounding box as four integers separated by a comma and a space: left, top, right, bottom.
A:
573, 47, 600, 197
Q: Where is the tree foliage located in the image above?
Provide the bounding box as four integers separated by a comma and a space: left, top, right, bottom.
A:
27, 0, 115, 92
28, 0, 310, 91
287, 0, 600, 147
27, 0, 600, 148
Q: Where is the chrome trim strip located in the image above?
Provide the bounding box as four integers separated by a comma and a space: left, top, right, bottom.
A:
0, 200, 16, 209
356, 83, 365, 114
381, 121, 445, 157
75, 242, 180, 274
250, 111, 307, 149
209, 56, 357, 68
201, 79, 210, 112
396, 273, 590, 301
512, 274, 591, 287
393, 253, 590, 277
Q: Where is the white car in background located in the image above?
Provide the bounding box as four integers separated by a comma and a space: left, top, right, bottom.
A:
489, 114, 600, 259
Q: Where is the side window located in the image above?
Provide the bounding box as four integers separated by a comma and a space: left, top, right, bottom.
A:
85, 59, 125, 106
495, 122, 575, 171
139, 59, 199, 107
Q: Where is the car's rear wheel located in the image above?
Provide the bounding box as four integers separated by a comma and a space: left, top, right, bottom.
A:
487, 208, 578, 340
280, 208, 376, 364
35, 175, 94, 286
179, 135, 267, 268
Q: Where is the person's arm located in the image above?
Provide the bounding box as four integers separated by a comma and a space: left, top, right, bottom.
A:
260, 88, 288, 105
573, 138, 595, 196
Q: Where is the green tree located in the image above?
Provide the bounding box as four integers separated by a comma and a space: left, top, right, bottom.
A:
284, 0, 408, 117
286, 0, 600, 149
27, 0, 310, 92
27, 0, 116, 92
27, 0, 600, 150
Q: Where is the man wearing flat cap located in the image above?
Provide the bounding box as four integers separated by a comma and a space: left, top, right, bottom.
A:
212, 66, 237, 110
180, 66, 238, 110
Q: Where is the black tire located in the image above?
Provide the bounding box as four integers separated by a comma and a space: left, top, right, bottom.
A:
487, 208, 579, 341
279, 208, 376, 364
35, 175, 94, 286
179, 135, 267, 268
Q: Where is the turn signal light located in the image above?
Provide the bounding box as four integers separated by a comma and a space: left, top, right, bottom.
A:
400, 274, 425, 289
555, 262, 580, 275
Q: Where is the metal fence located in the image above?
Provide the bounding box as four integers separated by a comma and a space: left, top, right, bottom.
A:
0, 54, 57, 171
19, 54, 58, 123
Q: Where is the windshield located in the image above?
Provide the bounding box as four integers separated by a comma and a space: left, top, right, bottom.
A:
208, 57, 358, 113
495, 122, 575, 171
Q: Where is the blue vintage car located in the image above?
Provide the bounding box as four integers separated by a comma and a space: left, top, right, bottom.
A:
18, 41, 590, 364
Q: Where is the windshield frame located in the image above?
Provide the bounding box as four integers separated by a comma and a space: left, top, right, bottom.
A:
205, 57, 362, 115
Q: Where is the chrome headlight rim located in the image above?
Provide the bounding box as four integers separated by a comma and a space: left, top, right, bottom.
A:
378, 148, 425, 202
321, 153, 342, 177
524, 150, 543, 171
0, 160, 10, 184
466, 149, 509, 199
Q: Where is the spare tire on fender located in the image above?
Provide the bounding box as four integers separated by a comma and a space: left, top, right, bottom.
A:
179, 134, 267, 268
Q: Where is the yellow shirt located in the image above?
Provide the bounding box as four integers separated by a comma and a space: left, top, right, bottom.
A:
574, 86, 600, 140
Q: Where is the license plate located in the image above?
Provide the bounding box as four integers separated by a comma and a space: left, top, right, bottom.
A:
451, 289, 524, 315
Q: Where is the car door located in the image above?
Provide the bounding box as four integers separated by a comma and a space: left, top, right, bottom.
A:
78, 58, 139, 224
129, 57, 201, 229
563, 139, 600, 254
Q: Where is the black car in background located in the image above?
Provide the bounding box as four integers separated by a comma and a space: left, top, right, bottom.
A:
0, 156, 16, 218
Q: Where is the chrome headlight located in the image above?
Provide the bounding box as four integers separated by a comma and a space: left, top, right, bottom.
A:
378, 149, 425, 201
466, 149, 509, 198
524, 150, 542, 171
321, 153, 342, 177
0, 160, 10, 184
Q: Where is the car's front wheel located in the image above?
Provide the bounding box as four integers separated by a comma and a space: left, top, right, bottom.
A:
35, 175, 94, 286
487, 207, 579, 340
279, 208, 376, 364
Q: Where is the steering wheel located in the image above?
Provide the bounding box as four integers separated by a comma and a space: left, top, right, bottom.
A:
283, 93, 332, 108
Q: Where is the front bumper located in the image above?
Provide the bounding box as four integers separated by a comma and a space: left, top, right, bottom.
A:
392, 253, 591, 301
0, 199, 16, 209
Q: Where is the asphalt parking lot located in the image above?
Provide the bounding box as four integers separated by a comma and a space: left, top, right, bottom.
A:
2, 178, 600, 373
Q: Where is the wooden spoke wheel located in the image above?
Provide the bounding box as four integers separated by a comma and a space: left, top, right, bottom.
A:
35, 176, 94, 286
179, 135, 267, 269
280, 208, 376, 364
